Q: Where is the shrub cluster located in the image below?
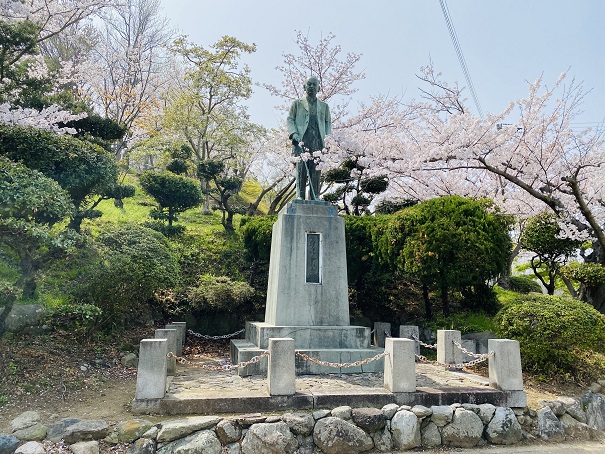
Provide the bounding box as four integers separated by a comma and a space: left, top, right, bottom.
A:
508, 275, 542, 294
495, 294, 605, 380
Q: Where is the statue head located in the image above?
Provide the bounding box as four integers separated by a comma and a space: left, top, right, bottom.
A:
304, 77, 319, 98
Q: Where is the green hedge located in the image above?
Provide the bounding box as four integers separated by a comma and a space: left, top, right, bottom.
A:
508, 275, 542, 294
495, 294, 605, 379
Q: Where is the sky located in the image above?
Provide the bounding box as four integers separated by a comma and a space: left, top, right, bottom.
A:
158, 0, 605, 130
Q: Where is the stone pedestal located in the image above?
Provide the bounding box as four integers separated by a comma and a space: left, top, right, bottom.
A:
265, 199, 349, 326
231, 200, 382, 375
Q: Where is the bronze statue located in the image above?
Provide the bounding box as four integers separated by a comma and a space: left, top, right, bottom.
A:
287, 76, 332, 200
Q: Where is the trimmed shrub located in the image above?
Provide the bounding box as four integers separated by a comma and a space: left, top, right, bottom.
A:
494, 294, 605, 380
508, 275, 543, 294
74, 225, 180, 331
185, 274, 254, 312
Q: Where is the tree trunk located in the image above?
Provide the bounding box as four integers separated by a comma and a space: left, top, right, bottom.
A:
200, 178, 211, 214
497, 242, 522, 289
422, 283, 433, 319
586, 284, 605, 313
267, 179, 295, 215
440, 279, 450, 316
18, 249, 37, 299
0, 289, 17, 337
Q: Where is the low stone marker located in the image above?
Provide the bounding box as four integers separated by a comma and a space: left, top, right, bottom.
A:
135, 339, 167, 400
437, 330, 463, 369
373, 322, 391, 348
154, 329, 178, 375
399, 325, 420, 355
165, 323, 184, 356
384, 338, 416, 393
172, 321, 187, 345
488, 339, 526, 407
267, 338, 295, 396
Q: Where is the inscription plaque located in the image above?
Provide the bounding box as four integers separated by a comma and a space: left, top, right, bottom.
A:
306, 232, 321, 283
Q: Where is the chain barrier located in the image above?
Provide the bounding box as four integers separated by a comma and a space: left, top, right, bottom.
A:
295, 351, 388, 369
412, 334, 437, 350
187, 328, 245, 340
452, 340, 491, 359
167, 351, 269, 372
414, 348, 494, 369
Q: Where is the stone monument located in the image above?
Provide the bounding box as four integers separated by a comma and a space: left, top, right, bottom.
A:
230, 77, 383, 375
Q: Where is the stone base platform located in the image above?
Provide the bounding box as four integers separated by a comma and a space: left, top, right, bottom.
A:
133, 386, 514, 416
131, 360, 526, 415
231, 339, 384, 376
231, 321, 382, 376
245, 322, 372, 349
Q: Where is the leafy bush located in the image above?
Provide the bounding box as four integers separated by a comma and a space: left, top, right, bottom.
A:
561, 262, 605, 287
241, 215, 277, 262
494, 294, 605, 380
185, 274, 254, 311
423, 311, 496, 335
509, 275, 543, 294
376, 196, 512, 317
74, 225, 180, 331
44, 303, 102, 337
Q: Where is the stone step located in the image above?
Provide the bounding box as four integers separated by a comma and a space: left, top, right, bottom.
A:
245, 321, 372, 349
134, 386, 508, 416
230, 339, 384, 376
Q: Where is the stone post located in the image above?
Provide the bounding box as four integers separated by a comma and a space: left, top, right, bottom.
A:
165, 323, 184, 356
135, 339, 167, 400
267, 338, 295, 396
488, 339, 526, 407
399, 325, 420, 355
155, 328, 178, 375
171, 321, 187, 345
373, 322, 391, 347
384, 338, 416, 393
437, 330, 463, 368
488, 339, 524, 390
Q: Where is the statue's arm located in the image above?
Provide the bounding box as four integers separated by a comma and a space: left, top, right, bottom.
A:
325, 103, 332, 136
287, 101, 300, 142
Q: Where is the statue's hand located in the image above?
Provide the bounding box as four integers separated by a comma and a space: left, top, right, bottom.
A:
290, 133, 300, 145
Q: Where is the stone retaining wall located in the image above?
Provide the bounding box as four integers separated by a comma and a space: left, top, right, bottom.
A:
3, 391, 605, 453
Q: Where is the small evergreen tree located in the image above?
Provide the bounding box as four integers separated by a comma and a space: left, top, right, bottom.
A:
139, 171, 202, 233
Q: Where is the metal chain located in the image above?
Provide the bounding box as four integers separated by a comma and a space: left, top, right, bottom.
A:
167, 351, 269, 371
187, 328, 245, 340
415, 351, 494, 369
295, 351, 388, 369
412, 334, 437, 350
452, 340, 491, 359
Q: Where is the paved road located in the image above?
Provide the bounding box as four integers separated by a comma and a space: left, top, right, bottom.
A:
411, 440, 605, 453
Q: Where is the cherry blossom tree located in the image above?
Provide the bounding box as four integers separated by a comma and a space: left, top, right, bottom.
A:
85, 0, 174, 158
262, 30, 365, 126
382, 65, 605, 310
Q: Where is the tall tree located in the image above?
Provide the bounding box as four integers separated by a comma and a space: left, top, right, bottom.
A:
162, 35, 259, 219
87, 0, 174, 158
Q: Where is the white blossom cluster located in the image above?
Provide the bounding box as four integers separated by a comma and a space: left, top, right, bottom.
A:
0, 103, 86, 134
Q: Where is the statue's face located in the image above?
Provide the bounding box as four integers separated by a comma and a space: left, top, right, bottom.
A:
305, 78, 319, 97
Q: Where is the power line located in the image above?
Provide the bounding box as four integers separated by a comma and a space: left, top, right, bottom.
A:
438, 0, 484, 118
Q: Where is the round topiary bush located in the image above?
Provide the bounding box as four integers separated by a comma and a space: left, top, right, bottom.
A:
508, 275, 543, 294
494, 294, 605, 380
